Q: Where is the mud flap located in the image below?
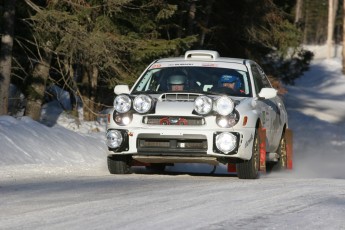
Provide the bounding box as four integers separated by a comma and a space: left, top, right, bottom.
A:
227, 128, 267, 173
131, 159, 150, 167
259, 128, 266, 172
285, 128, 293, 169
227, 163, 236, 173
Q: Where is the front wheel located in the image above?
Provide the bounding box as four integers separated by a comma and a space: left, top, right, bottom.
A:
236, 130, 260, 179
107, 155, 132, 174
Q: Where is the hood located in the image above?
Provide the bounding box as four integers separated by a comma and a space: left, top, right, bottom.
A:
155, 101, 195, 116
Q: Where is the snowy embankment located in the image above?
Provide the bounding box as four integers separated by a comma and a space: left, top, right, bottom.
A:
0, 111, 108, 176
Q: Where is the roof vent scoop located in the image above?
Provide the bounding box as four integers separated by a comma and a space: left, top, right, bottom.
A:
184, 50, 220, 60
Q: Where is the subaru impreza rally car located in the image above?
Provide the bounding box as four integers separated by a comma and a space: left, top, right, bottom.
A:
106, 50, 292, 179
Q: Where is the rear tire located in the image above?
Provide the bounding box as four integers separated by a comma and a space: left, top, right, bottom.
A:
266, 133, 287, 172
276, 134, 287, 170
107, 155, 132, 174
236, 130, 260, 179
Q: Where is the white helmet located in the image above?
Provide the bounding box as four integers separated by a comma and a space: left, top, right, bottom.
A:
167, 74, 188, 90
168, 74, 187, 85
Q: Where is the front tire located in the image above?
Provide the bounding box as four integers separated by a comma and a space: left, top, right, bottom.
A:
107, 155, 132, 174
236, 130, 260, 179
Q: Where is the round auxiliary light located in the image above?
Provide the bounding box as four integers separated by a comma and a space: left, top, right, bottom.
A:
215, 96, 234, 116
121, 116, 131, 125
114, 94, 131, 113
216, 117, 229, 128
106, 130, 123, 149
216, 112, 240, 128
215, 132, 237, 154
194, 96, 213, 115
133, 94, 153, 113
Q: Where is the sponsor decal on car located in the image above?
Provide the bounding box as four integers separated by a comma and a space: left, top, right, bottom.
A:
244, 133, 254, 149
159, 117, 188, 125
149, 64, 161, 69
201, 63, 218, 67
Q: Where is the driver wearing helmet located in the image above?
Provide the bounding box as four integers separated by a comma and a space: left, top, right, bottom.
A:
218, 74, 244, 93
167, 74, 188, 91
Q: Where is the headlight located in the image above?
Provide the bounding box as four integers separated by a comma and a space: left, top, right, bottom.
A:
106, 130, 123, 148
215, 132, 237, 154
214, 96, 234, 116
114, 94, 131, 113
133, 94, 153, 113
194, 96, 213, 115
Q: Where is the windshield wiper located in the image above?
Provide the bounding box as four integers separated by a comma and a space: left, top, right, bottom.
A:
206, 90, 227, 95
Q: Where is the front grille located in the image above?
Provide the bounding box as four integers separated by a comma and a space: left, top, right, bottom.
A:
139, 140, 206, 149
143, 116, 205, 126
137, 133, 207, 154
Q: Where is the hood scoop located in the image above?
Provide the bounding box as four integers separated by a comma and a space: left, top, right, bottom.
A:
160, 93, 202, 102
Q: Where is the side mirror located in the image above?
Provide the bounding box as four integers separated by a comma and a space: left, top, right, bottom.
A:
114, 85, 130, 95
258, 88, 277, 99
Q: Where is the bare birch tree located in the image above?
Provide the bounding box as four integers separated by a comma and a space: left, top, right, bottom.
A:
295, 0, 303, 24
327, 0, 339, 58
0, 0, 16, 115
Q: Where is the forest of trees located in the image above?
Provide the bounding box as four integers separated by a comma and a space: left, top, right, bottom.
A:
0, 0, 341, 121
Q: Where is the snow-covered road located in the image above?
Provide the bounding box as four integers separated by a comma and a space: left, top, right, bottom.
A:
1, 168, 345, 230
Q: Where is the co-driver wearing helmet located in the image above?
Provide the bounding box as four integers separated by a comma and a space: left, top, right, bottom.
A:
218, 74, 244, 94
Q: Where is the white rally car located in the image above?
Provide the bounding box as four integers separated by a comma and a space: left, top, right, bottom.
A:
106, 50, 292, 179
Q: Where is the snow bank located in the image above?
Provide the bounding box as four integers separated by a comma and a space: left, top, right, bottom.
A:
0, 115, 106, 167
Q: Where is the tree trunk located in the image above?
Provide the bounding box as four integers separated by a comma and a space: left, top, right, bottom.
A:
199, 0, 215, 47
80, 64, 98, 121
0, 0, 16, 115
187, 2, 196, 36
295, 0, 302, 24
303, 0, 309, 44
342, 0, 345, 73
25, 46, 52, 120
327, 0, 335, 58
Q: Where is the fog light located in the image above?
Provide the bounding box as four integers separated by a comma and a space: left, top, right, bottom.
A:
106, 130, 123, 148
215, 132, 237, 154
217, 117, 228, 127
122, 116, 131, 125
114, 113, 132, 126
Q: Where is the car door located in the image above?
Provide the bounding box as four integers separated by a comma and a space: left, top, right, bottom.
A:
257, 65, 287, 150
251, 64, 278, 152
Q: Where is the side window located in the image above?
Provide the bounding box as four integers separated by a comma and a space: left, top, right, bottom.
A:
257, 65, 271, 88
252, 64, 271, 95
251, 65, 265, 94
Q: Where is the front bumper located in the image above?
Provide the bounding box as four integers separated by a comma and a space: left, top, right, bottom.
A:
107, 126, 256, 161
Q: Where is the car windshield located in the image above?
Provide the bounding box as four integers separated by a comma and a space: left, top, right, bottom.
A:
132, 66, 252, 97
